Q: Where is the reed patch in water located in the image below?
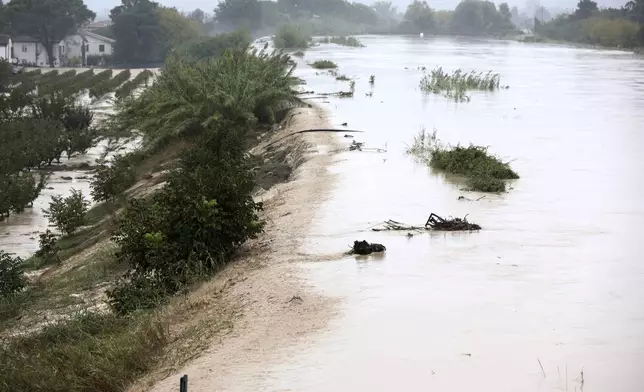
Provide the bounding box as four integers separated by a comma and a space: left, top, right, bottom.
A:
419, 67, 503, 102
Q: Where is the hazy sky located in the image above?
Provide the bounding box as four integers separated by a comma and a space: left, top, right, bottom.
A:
87, 0, 631, 19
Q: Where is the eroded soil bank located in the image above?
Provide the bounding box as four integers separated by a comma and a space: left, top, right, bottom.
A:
129, 105, 346, 391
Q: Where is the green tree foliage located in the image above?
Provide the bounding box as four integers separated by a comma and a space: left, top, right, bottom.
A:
111, 1, 202, 65
403, 0, 435, 33
107, 47, 301, 313
450, 0, 515, 36
573, 0, 599, 20
172, 30, 251, 63
111, 0, 164, 64
215, 0, 262, 30
4, 0, 95, 67
0, 250, 26, 297
43, 189, 90, 235
273, 24, 311, 48
108, 128, 264, 313
113, 48, 301, 145
539, 0, 644, 48
90, 155, 137, 203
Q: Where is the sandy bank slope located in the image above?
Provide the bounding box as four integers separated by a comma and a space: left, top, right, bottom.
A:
142, 106, 340, 392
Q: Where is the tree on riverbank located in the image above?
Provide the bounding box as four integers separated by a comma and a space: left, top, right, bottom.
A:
110, 0, 202, 65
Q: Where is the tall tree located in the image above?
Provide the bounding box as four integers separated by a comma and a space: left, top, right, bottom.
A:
404, 0, 435, 32
111, 0, 163, 64
5, 0, 95, 67
214, 0, 262, 30
573, 0, 598, 19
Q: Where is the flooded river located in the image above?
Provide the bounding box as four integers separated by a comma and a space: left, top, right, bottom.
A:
262, 36, 644, 391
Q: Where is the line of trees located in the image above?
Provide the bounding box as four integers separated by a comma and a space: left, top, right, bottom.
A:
0, 61, 95, 220
537, 0, 644, 47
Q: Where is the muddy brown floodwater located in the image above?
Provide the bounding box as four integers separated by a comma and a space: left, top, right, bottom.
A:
211, 36, 644, 391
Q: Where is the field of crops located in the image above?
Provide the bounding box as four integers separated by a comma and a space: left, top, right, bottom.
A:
8, 68, 154, 101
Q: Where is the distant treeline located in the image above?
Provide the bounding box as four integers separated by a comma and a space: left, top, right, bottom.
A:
536, 0, 644, 48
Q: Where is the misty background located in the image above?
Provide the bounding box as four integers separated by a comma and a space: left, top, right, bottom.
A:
87, 0, 630, 19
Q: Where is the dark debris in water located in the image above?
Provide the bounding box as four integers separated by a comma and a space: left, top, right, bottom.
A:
349, 240, 386, 255
425, 213, 481, 231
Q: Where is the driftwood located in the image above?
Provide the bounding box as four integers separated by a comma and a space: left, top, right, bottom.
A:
349, 240, 386, 255
372, 213, 481, 232
425, 213, 481, 231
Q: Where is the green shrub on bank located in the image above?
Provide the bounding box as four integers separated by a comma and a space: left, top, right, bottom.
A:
274, 24, 312, 48
108, 124, 264, 314
0, 250, 26, 297
43, 189, 90, 235
0, 313, 166, 392
311, 60, 338, 69
90, 155, 137, 203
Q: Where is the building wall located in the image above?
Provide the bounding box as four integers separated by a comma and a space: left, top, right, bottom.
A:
0, 42, 11, 61
64, 34, 113, 60
13, 42, 52, 66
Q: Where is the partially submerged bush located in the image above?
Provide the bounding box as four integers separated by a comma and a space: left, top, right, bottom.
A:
43, 189, 90, 235
0, 250, 26, 297
311, 60, 338, 69
328, 36, 365, 47
0, 313, 166, 392
407, 130, 518, 192
274, 24, 311, 49
420, 67, 503, 102
430, 145, 518, 180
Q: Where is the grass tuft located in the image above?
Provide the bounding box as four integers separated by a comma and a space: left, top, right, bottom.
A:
419, 67, 503, 102
0, 313, 166, 392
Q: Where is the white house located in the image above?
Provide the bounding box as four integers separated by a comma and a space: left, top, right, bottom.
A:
63, 30, 115, 64
12, 30, 114, 67
12, 35, 55, 66
0, 35, 12, 61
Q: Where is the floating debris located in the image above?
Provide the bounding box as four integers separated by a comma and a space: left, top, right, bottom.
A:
349, 140, 364, 151
349, 240, 386, 255
372, 213, 481, 232
425, 213, 481, 231
344, 134, 354, 138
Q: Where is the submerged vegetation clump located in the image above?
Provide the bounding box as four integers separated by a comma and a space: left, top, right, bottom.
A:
322, 36, 365, 47
419, 67, 503, 102
406, 129, 518, 192
273, 24, 312, 49
311, 60, 338, 69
